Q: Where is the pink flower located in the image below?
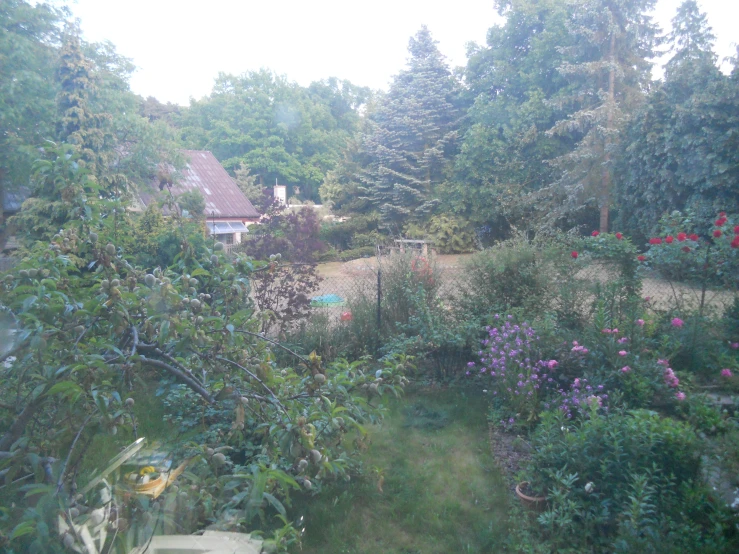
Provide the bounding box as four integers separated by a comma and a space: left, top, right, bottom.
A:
602, 328, 612, 334
617, 337, 629, 344
636, 319, 645, 327
618, 350, 628, 357
621, 366, 631, 373
675, 392, 686, 401
547, 360, 558, 369
671, 317, 684, 328
730, 343, 739, 349
721, 368, 733, 378
574, 378, 581, 387
612, 328, 619, 334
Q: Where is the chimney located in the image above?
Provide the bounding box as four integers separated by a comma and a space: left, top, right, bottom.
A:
273, 184, 287, 206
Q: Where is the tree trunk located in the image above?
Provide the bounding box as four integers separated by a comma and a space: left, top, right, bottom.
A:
601, 30, 617, 234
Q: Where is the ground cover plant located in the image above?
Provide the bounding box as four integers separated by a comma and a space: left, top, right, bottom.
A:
290, 388, 511, 554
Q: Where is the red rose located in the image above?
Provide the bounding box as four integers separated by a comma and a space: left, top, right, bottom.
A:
732, 237, 739, 249
637, 255, 646, 262
714, 230, 722, 238
615, 232, 623, 240
677, 232, 687, 241
715, 218, 726, 227
682, 246, 691, 253
689, 234, 699, 241
571, 251, 578, 259
649, 237, 662, 245
665, 235, 674, 244
591, 230, 599, 237
734, 225, 739, 234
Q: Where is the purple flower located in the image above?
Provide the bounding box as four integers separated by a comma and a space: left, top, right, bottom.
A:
467, 361, 475, 367
721, 368, 733, 378
636, 319, 645, 327
730, 343, 739, 349
675, 391, 686, 401
671, 317, 684, 328
618, 350, 628, 357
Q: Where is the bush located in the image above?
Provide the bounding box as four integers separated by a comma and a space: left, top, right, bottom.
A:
526, 408, 721, 551
460, 233, 587, 326
426, 214, 476, 254
337, 246, 376, 261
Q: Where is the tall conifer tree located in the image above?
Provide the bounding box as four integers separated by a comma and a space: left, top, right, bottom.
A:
361, 26, 460, 229
544, 0, 659, 232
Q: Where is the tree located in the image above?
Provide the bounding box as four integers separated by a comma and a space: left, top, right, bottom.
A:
360, 26, 461, 230
449, 0, 578, 237
543, 0, 659, 232
0, 0, 64, 223
175, 70, 369, 203
615, 0, 738, 237
233, 161, 264, 203
56, 24, 111, 180
664, 0, 716, 75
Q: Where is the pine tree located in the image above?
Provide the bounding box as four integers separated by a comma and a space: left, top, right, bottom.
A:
544, 0, 659, 232
361, 26, 461, 230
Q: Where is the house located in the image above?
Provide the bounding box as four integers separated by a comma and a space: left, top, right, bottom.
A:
137, 150, 260, 250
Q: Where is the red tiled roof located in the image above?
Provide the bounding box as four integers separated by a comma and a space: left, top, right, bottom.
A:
139, 150, 259, 219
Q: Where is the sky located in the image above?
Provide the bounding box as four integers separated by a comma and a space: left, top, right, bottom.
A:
66, 0, 738, 106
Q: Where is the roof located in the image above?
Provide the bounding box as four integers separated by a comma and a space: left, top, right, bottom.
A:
139, 151, 259, 219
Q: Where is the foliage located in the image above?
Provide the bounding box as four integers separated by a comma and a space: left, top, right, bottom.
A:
251, 263, 322, 335
319, 214, 380, 251
0, 178, 411, 552
616, 6, 739, 238
0, 0, 64, 209
526, 408, 735, 551
175, 71, 370, 203
239, 195, 326, 263
358, 26, 462, 228
460, 233, 587, 325
425, 214, 475, 254
639, 210, 739, 289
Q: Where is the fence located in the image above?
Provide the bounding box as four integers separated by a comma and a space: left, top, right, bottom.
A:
255, 251, 737, 370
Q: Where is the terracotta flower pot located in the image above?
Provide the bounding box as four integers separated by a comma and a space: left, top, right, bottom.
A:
515, 481, 546, 511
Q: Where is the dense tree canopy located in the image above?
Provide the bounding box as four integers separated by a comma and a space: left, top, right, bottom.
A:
174, 71, 370, 203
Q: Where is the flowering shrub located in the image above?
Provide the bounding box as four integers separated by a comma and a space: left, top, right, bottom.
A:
467, 316, 557, 425
640, 210, 739, 288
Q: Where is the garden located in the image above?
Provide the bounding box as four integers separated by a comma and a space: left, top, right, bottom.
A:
3, 193, 739, 553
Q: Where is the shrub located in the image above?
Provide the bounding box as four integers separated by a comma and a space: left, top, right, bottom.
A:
460, 233, 588, 326
426, 214, 476, 254
528, 408, 710, 550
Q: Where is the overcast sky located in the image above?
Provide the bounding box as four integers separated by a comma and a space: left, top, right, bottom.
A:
67, 0, 737, 106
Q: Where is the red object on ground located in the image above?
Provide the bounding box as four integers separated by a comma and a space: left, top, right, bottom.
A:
340, 311, 353, 322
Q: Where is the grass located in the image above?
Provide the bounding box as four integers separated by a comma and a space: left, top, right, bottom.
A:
289, 387, 511, 553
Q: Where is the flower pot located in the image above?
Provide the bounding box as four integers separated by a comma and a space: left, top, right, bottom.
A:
515, 481, 546, 511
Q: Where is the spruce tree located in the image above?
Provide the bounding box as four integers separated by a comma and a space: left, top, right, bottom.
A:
360, 26, 461, 230
544, 0, 659, 232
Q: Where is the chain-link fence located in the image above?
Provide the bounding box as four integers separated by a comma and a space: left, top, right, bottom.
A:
298, 253, 738, 337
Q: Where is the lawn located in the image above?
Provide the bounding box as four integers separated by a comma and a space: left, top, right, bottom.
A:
290, 387, 511, 554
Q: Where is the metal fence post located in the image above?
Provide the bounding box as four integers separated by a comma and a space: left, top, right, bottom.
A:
376, 267, 382, 355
